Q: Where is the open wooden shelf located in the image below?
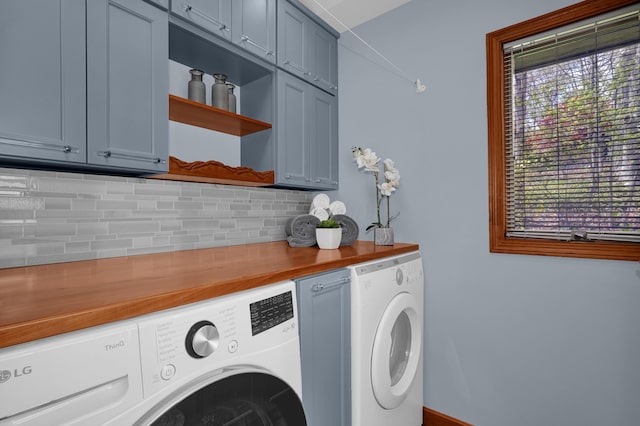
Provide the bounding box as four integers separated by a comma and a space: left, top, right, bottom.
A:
168, 94, 272, 136
151, 156, 274, 187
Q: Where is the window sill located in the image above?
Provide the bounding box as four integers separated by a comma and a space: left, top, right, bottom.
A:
490, 232, 640, 261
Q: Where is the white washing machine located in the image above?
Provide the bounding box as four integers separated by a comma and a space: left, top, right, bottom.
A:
349, 251, 424, 426
0, 280, 307, 426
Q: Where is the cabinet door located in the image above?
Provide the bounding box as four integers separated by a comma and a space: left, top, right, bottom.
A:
232, 0, 276, 64
296, 269, 351, 426
0, 0, 86, 164
171, 0, 231, 40
276, 71, 310, 187
277, 0, 310, 81
310, 87, 338, 190
87, 0, 169, 173
309, 23, 338, 95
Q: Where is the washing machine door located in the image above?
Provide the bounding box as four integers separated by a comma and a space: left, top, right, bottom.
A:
370, 292, 422, 410
144, 372, 306, 426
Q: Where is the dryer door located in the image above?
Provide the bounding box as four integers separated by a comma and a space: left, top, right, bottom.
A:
145, 372, 307, 425
370, 292, 422, 409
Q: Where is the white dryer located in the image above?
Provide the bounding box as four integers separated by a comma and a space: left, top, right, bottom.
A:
0, 280, 307, 426
349, 251, 424, 426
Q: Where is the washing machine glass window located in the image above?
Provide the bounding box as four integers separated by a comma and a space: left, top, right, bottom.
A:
148, 372, 306, 426
370, 292, 422, 410
389, 310, 411, 386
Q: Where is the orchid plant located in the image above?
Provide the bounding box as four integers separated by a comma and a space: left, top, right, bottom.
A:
351, 147, 401, 230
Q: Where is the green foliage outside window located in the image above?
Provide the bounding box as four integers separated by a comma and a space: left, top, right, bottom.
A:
508, 43, 639, 239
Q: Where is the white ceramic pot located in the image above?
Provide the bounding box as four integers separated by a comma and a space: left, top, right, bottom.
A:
316, 228, 342, 249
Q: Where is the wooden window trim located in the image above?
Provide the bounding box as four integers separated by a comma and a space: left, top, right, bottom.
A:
486, 0, 640, 262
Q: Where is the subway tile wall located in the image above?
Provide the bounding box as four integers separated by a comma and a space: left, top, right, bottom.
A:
0, 168, 314, 268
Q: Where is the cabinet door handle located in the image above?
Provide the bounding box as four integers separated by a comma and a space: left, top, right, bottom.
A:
283, 60, 306, 74
182, 3, 230, 32
311, 277, 350, 292
314, 177, 338, 186
0, 138, 80, 154
97, 151, 166, 165
316, 76, 338, 91
240, 36, 274, 56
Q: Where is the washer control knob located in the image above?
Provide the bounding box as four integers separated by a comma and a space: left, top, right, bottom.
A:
395, 268, 404, 285
186, 320, 219, 358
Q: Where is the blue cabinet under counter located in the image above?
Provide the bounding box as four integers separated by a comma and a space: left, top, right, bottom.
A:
296, 268, 351, 426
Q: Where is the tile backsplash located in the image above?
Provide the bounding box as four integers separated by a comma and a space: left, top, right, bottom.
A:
0, 168, 314, 268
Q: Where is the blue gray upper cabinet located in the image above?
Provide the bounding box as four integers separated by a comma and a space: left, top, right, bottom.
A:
87, 0, 169, 173
277, 71, 309, 186
0, 0, 87, 164
276, 71, 338, 190
277, 0, 309, 81
277, 0, 338, 94
309, 22, 338, 94
0, 0, 168, 175
310, 88, 339, 189
232, 0, 277, 64
171, 0, 232, 41
171, 0, 276, 64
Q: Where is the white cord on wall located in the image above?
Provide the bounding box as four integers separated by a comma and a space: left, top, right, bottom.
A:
304, 0, 426, 93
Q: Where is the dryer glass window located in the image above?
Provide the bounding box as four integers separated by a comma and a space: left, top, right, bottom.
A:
389, 311, 411, 386
150, 372, 306, 426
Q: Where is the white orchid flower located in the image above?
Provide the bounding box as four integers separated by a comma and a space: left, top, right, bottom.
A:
383, 158, 397, 172
378, 182, 396, 196
356, 148, 379, 171
384, 170, 400, 187
383, 158, 400, 187
352, 147, 400, 229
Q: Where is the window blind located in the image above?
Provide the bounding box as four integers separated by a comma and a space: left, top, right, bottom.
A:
503, 9, 640, 243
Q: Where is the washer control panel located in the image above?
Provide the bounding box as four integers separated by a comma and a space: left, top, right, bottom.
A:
136, 280, 299, 399
249, 290, 294, 336
352, 251, 421, 278
352, 251, 423, 292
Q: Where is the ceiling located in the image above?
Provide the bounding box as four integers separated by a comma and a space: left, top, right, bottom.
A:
298, 0, 412, 32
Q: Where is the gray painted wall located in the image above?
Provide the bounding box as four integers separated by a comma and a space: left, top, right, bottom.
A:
334, 0, 640, 425
0, 1, 638, 424
0, 167, 313, 268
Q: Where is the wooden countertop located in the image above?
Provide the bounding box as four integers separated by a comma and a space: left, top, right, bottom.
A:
0, 240, 419, 349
